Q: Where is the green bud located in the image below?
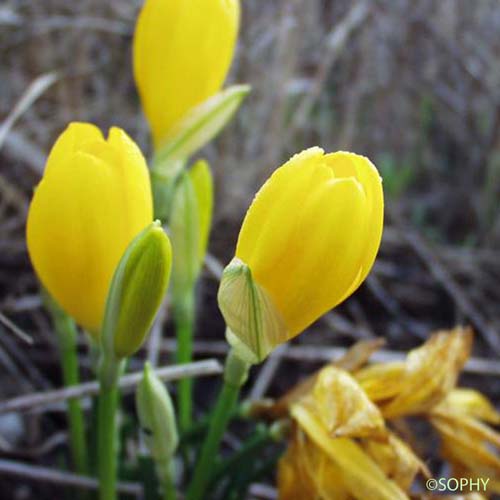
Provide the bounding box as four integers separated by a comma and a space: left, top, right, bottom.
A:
218, 258, 288, 365
101, 221, 172, 361
136, 362, 178, 463
189, 160, 213, 264
170, 160, 213, 299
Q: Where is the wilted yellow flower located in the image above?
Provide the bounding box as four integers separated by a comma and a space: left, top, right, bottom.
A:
283, 365, 412, 500
133, 0, 240, 148
27, 123, 153, 337
271, 329, 497, 500
218, 148, 384, 362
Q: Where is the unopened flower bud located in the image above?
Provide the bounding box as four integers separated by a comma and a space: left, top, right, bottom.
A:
136, 362, 178, 463
133, 0, 241, 149
102, 221, 172, 361
170, 160, 213, 299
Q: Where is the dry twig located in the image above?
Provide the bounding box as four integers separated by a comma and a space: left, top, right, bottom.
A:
0, 359, 222, 415
0, 459, 142, 497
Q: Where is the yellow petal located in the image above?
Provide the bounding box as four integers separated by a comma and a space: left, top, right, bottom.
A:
355, 362, 407, 402
270, 338, 385, 418
431, 415, 500, 491
362, 433, 430, 491
278, 428, 350, 500
433, 388, 500, 425
335, 338, 386, 372
278, 432, 323, 500
291, 404, 408, 500
325, 152, 384, 293
302, 366, 386, 439
133, 0, 240, 147
375, 328, 472, 418
43, 122, 103, 177
27, 123, 153, 336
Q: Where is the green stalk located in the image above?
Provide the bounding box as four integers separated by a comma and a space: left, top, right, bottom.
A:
211, 425, 271, 481
97, 360, 123, 500
173, 291, 195, 431
226, 448, 284, 500
179, 405, 242, 447
46, 297, 88, 476
186, 349, 250, 500
157, 460, 177, 500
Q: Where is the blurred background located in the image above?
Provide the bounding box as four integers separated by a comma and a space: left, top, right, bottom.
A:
1, 0, 499, 497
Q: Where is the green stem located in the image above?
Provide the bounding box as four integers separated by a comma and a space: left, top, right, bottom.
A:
174, 291, 195, 431
211, 425, 270, 481
157, 460, 177, 500
97, 361, 122, 500
151, 158, 185, 221
138, 455, 159, 500
46, 297, 88, 476
226, 448, 284, 500
186, 349, 250, 500
179, 405, 242, 447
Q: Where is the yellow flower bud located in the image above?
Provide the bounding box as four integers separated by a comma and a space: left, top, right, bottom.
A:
133, 0, 240, 149
26, 123, 153, 337
218, 148, 384, 362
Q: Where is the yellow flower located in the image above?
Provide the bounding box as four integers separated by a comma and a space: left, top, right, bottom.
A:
218, 147, 384, 362
133, 0, 240, 148
26, 123, 153, 337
